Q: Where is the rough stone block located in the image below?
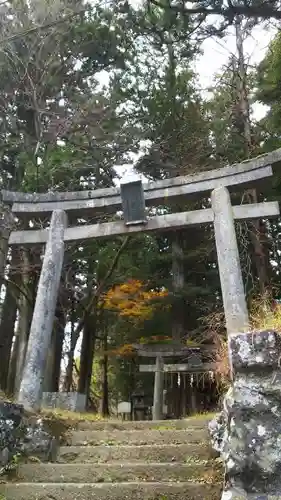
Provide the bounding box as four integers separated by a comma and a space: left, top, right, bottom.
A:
229, 330, 281, 372
0, 401, 23, 424
209, 330, 281, 499
42, 392, 86, 412
0, 401, 56, 470
0, 402, 24, 466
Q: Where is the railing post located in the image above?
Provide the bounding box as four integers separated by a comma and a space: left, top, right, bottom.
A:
17, 210, 67, 411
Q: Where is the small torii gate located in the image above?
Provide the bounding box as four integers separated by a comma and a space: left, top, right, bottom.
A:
1, 149, 281, 412
135, 344, 215, 419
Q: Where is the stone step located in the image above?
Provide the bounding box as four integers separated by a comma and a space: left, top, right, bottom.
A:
58, 443, 213, 463
76, 416, 213, 431
17, 461, 222, 483
0, 481, 222, 499
67, 428, 208, 446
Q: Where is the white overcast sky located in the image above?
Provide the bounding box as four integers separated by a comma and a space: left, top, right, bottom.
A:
196, 22, 275, 116
116, 18, 276, 180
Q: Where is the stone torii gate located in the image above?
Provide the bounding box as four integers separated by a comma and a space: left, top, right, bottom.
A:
136, 344, 215, 419
1, 149, 281, 411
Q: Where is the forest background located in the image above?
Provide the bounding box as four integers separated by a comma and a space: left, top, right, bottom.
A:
1, 0, 281, 414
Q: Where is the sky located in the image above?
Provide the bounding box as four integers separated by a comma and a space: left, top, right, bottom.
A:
196, 22, 275, 117
115, 20, 276, 181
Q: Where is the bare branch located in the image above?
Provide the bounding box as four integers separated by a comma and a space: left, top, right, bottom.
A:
0, 8, 88, 46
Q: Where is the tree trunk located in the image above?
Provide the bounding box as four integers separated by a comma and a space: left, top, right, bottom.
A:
171, 225, 184, 412
52, 305, 66, 392
30, 247, 41, 308
101, 332, 109, 417
63, 294, 76, 392
64, 336, 75, 392
78, 315, 96, 400
235, 17, 269, 293
172, 232, 185, 341
13, 247, 40, 395
246, 190, 270, 293
7, 332, 19, 395
43, 300, 66, 393
13, 248, 32, 395
0, 247, 20, 391
0, 211, 12, 291
43, 331, 56, 393
235, 18, 252, 156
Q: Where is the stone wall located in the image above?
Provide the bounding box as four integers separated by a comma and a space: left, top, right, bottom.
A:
42, 391, 86, 412
209, 330, 281, 499
0, 401, 58, 474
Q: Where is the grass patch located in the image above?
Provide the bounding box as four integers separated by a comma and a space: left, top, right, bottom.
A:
250, 295, 281, 332
34, 409, 106, 444
153, 425, 175, 430
38, 408, 106, 435
184, 411, 217, 421
207, 294, 281, 386
40, 408, 104, 423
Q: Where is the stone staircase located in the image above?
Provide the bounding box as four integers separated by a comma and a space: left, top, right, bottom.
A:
1, 416, 223, 499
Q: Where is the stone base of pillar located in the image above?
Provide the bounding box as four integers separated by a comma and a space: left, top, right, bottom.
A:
209, 330, 281, 499
42, 392, 86, 412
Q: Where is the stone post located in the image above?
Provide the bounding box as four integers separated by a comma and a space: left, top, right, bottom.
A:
152, 356, 164, 420
209, 330, 281, 499
17, 210, 67, 411
211, 186, 249, 336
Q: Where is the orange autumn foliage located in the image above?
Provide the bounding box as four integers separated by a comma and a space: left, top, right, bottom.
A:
108, 343, 136, 357
103, 279, 169, 321
106, 337, 173, 357
139, 335, 173, 344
